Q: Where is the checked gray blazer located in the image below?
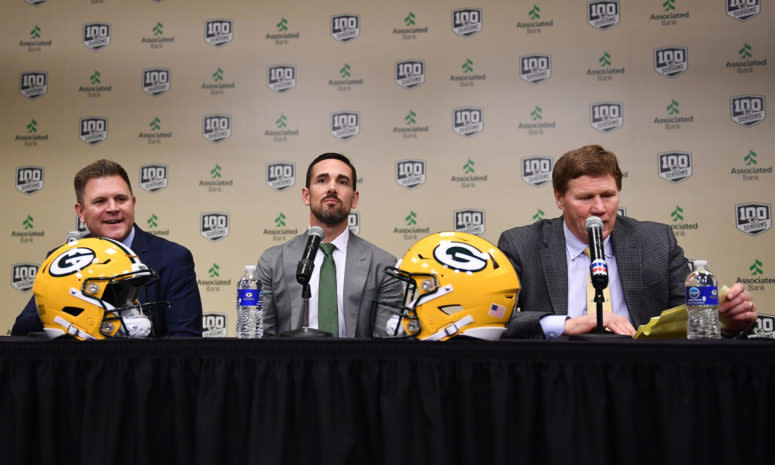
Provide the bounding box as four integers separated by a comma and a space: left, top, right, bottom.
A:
497, 216, 690, 338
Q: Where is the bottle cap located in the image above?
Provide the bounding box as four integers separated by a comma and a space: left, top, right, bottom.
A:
693, 259, 707, 267
245, 265, 257, 271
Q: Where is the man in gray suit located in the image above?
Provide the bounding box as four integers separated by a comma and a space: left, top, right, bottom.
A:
497, 145, 757, 338
257, 153, 402, 337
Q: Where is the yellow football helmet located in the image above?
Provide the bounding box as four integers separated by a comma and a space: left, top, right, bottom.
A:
372, 232, 519, 341
33, 237, 160, 340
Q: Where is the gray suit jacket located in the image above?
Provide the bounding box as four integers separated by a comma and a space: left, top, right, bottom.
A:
497, 216, 690, 338
257, 231, 402, 337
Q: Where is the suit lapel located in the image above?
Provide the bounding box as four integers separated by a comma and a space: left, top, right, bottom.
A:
282, 235, 306, 330
540, 218, 569, 315
343, 232, 369, 337
611, 219, 645, 326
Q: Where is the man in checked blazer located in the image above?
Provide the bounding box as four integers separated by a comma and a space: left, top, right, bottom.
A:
257, 153, 402, 337
497, 145, 757, 339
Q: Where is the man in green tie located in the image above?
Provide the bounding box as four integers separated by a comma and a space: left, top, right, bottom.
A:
257, 153, 403, 337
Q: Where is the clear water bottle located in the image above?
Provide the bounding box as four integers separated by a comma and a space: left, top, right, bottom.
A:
685, 259, 721, 339
236, 265, 263, 338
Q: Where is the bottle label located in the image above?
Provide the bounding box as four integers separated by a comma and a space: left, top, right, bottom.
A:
686, 286, 718, 306
237, 289, 262, 306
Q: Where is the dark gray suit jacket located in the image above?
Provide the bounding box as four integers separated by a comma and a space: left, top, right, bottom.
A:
497, 216, 690, 338
257, 231, 402, 337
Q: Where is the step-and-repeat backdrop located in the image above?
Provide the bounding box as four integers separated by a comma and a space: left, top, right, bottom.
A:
2, 0, 773, 336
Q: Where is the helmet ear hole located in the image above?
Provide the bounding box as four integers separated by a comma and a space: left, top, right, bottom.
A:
62, 306, 85, 317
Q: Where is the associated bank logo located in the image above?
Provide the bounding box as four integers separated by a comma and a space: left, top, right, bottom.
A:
143, 68, 171, 96
730, 95, 765, 127
202, 67, 236, 95
203, 114, 231, 143
266, 17, 300, 44
452, 107, 484, 137
79, 117, 107, 145
16, 167, 44, 194
654, 99, 694, 130
451, 158, 487, 189
265, 114, 300, 142
83, 23, 110, 50
267, 65, 296, 93
11, 215, 45, 244
395, 60, 425, 89
658, 151, 692, 183
139, 117, 172, 144
731, 149, 772, 182
200, 213, 230, 241
198, 264, 232, 293
517, 4, 555, 32
78, 70, 112, 97
139, 164, 168, 192
19, 72, 47, 99
263, 212, 298, 242
654, 47, 688, 78
726, 43, 768, 74
452, 8, 482, 37
146, 213, 170, 237
394, 211, 430, 241
590, 102, 623, 132
205, 19, 233, 47
735, 203, 772, 236
329, 64, 364, 91
394, 109, 429, 139
518, 105, 557, 135
200, 164, 234, 192
331, 14, 359, 42
519, 54, 551, 84
393, 11, 429, 39
19, 24, 52, 51
11, 264, 39, 292
669, 205, 698, 237
266, 162, 295, 191
649, 0, 689, 25
587, 51, 625, 80
16, 119, 49, 147
396, 159, 427, 189
141, 21, 175, 48
454, 209, 486, 235
727, 0, 760, 21
588, 1, 620, 30
450, 58, 486, 87
522, 156, 553, 187
330, 111, 360, 140
202, 313, 227, 337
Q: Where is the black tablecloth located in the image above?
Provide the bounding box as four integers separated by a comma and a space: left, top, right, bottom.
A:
1, 337, 773, 465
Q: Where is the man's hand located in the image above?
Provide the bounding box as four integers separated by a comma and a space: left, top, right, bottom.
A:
563, 313, 636, 337
719, 282, 757, 332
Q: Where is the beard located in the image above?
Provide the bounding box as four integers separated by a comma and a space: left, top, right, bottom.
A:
311, 196, 350, 226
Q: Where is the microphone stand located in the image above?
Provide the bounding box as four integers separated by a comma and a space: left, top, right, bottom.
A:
281, 272, 332, 338
570, 282, 631, 340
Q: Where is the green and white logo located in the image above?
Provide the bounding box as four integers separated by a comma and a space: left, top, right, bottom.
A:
517, 4, 555, 32
329, 64, 364, 91
649, 0, 689, 25
79, 70, 112, 97
266, 17, 300, 44
263, 212, 298, 242
450, 158, 487, 189
200, 164, 234, 192
518, 105, 557, 135
20, 24, 52, 50
141, 22, 175, 48
653, 99, 694, 130
450, 58, 486, 87
139, 117, 172, 144
726, 43, 768, 74
198, 264, 232, 293
393, 211, 430, 241
394, 110, 429, 139
587, 51, 625, 80
730, 149, 772, 182
264, 114, 300, 142
10, 215, 45, 244
202, 67, 236, 95
393, 11, 429, 39
16, 119, 48, 147
668, 205, 698, 237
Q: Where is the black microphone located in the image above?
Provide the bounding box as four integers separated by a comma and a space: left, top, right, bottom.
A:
296, 226, 324, 285
65, 230, 85, 243
584, 216, 609, 290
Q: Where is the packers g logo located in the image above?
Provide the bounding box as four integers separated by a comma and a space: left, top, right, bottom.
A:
79, 117, 108, 145
453, 107, 484, 137
266, 162, 295, 191
654, 47, 688, 78
454, 209, 486, 235
139, 164, 168, 193
331, 14, 360, 42
11, 264, 39, 292
452, 8, 482, 37
203, 114, 232, 143
330, 111, 360, 140
521, 156, 553, 187
433, 241, 489, 272
348, 211, 360, 235
202, 313, 227, 337
735, 203, 772, 236
19, 72, 47, 99
395, 159, 427, 189
588, 1, 620, 30
658, 152, 692, 183
142, 68, 171, 96
83, 23, 110, 50
205, 19, 233, 47
727, 0, 760, 21
730, 95, 766, 127
395, 60, 425, 89
16, 167, 44, 194
267, 65, 296, 93
200, 213, 230, 241
49, 248, 96, 277
590, 102, 623, 133
519, 55, 551, 84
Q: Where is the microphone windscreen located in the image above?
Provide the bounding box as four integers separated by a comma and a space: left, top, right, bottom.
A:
584, 216, 604, 231
308, 226, 324, 239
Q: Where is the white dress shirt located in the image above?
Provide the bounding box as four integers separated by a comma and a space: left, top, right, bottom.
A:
308, 228, 349, 337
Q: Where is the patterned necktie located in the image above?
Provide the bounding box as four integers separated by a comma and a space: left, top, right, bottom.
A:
318, 242, 338, 335
583, 247, 612, 315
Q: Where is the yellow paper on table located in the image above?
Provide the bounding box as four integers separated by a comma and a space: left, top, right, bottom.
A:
634, 285, 729, 339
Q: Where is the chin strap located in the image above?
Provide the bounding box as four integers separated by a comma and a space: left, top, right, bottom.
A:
422, 314, 475, 341
53, 315, 96, 340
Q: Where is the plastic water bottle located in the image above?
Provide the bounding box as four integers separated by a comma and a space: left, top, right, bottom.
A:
685, 260, 721, 339
236, 265, 263, 338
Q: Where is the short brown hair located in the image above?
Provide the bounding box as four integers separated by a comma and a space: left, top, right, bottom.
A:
74, 159, 132, 203
305, 152, 357, 191
552, 145, 622, 195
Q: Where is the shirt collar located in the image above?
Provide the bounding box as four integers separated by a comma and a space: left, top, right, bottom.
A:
122, 225, 135, 249
318, 227, 349, 253
563, 221, 611, 260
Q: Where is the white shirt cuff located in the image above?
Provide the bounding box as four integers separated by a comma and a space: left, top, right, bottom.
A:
540, 315, 568, 339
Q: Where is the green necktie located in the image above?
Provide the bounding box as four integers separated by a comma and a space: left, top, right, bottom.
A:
318, 242, 338, 335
